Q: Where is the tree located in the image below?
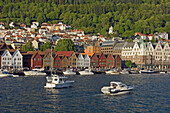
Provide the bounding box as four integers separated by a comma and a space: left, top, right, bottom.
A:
54, 39, 76, 52
39, 42, 52, 51
22, 41, 34, 52
25, 17, 31, 25
125, 60, 132, 68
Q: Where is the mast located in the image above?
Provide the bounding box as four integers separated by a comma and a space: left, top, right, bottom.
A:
51, 42, 53, 75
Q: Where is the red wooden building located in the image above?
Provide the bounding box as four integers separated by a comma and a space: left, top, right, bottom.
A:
90, 53, 99, 68
53, 55, 61, 69
98, 53, 107, 69
106, 54, 115, 69
31, 51, 43, 69
114, 55, 122, 69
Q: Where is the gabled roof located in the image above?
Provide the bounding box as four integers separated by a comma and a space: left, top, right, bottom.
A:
113, 42, 126, 50
124, 42, 135, 48
81, 53, 94, 57
56, 51, 74, 57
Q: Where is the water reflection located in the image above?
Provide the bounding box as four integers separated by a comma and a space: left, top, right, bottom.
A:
0, 74, 169, 112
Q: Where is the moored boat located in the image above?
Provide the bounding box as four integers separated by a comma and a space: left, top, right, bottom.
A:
79, 69, 94, 75
105, 69, 116, 74
63, 69, 76, 75
24, 69, 47, 76
120, 70, 129, 74
139, 69, 157, 74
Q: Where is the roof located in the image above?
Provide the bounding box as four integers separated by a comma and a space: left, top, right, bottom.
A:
81, 53, 94, 57
101, 40, 117, 47
124, 42, 135, 48
113, 42, 126, 50
56, 51, 74, 57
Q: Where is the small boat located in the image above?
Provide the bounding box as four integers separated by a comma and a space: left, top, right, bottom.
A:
44, 74, 74, 89
110, 72, 120, 75
101, 81, 134, 95
160, 71, 167, 74
63, 69, 76, 75
120, 70, 129, 74
79, 69, 94, 75
0, 73, 10, 78
129, 70, 139, 74
105, 69, 116, 74
139, 69, 157, 74
12, 75, 19, 77
24, 69, 47, 76
0, 69, 13, 78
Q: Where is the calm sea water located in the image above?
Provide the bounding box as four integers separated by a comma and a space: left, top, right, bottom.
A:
0, 74, 170, 113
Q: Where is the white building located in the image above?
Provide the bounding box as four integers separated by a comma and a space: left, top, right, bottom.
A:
84, 54, 90, 68
108, 26, 113, 34
12, 49, 23, 69
1, 50, 12, 69
77, 54, 84, 68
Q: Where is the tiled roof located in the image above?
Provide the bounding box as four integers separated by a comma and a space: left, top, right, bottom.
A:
56, 51, 74, 57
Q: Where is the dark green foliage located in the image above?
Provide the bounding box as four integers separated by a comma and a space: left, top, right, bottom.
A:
0, 0, 169, 38
39, 42, 52, 51
54, 39, 76, 52
125, 60, 132, 68
22, 41, 34, 52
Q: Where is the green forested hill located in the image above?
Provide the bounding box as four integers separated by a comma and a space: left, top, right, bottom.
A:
0, 0, 169, 37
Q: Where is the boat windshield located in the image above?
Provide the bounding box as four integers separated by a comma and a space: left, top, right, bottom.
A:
110, 83, 117, 88
119, 84, 126, 87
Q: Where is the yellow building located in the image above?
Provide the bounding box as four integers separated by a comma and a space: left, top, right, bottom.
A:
84, 41, 101, 54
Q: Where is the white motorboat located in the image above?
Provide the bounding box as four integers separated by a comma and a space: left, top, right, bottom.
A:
44, 74, 74, 89
79, 69, 94, 75
105, 69, 116, 74
160, 71, 167, 74
139, 69, 157, 74
129, 70, 139, 74
12, 75, 19, 77
120, 70, 129, 74
0, 70, 13, 78
0, 73, 10, 78
101, 81, 134, 95
110, 72, 120, 75
24, 69, 47, 76
63, 69, 76, 75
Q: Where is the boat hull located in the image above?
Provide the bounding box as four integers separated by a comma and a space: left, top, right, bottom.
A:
0, 74, 10, 78
140, 71, 157, 74
110, 72, 120, 75
24, 71, 47, 76
63, 72, 76, 75
101, 87, 133, 95
44, 81, 74, 89
79, 72, 94, 75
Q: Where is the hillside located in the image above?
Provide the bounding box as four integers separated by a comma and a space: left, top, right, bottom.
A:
0, 0, 169, 37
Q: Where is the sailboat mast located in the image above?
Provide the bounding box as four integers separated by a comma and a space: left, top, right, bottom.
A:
51, 42, 52, 75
